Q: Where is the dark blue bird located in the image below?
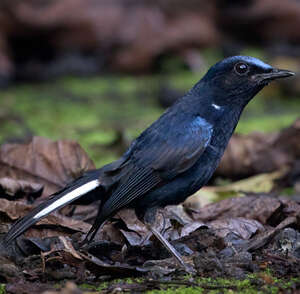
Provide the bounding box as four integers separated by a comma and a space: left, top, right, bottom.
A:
3, 56, 294, 269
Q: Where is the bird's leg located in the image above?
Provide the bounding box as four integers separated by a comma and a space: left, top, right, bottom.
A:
159, 209, 167, 235
139, 231, 152, 246
146, 224, 187, 268
140, 209, 166, 246
80, 211, 106, 247
142, 208, 192, 272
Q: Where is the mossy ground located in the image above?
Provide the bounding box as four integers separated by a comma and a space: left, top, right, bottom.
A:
76, 272, 300, 293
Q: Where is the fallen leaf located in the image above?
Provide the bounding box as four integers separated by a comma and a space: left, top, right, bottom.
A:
0, 136, 95, 197
185, 169, 287, 209
279, 196, 300, 224
180, 221, 207, 238
217, 118, 300, 179
0, 198, 35, 220
209, 217, 265, 239
190, 195, 282, 225
0, 177, 43, 198
213, 169, 286, 194
0, 198, 91, 241
81, 251, 148, 275
246, 216, 297, 251
116, 209, 150, 245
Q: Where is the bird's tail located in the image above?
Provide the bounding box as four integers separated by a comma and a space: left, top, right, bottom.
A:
3, 170, 102, 246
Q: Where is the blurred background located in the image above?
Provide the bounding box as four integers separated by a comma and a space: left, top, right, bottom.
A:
0, 0, 300, 168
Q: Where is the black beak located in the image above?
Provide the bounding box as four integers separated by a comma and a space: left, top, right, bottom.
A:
254, 68, 295, 84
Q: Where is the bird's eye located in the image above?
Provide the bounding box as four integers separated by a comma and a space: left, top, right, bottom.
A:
234, 62, 249, 75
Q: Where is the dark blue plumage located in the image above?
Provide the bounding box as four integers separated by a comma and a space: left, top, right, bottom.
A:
3, 56, 294, 269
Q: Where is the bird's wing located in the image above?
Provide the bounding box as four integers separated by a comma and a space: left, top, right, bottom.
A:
149, 116, 213, 178
100, 115, 213, 217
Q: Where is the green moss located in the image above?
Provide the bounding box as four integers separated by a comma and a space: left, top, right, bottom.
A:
0, 284, 5, 294
0, 76, 162, 165
79, 283, 98, 290
145, 273, 300, 294
147, 287, 204, 294
79, 281, 109, 291
74, 272, 300, 294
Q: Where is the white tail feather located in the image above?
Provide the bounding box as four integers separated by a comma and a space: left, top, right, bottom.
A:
33, 179, 100, 219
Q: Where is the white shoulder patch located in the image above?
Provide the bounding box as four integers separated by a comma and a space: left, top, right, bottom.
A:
212, 103, 221, 110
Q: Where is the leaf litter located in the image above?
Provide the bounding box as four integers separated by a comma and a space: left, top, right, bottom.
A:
0, 128, 298, 293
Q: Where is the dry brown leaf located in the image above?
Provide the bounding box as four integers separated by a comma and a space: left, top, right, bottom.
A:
80, 251, 148, 275
278, 196, 300, 225
209, 217, 265, 239
246, 216, 297, 251
116, 209, 149, 238
180, 221, 207, 238
217, 118, 300, 179
68, 203, 99, 223
0, 198, 34, 220
0, 136, 95, 197
114, 209, 152, 246
37, 214, 91, 234
191, 195, 282, 225
0, 198, 91, 239
0, 177, 43, 198
98, 222, 125, 244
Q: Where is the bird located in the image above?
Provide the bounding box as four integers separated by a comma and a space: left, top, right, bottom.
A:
3, 56, 294, 270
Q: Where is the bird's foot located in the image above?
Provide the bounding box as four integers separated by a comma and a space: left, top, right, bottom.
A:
147, 224, 195, 274
170, 252, 195, 274
181, 262, 196, 275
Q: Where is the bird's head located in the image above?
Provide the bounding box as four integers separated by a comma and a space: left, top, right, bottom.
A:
199, 56, 294, 107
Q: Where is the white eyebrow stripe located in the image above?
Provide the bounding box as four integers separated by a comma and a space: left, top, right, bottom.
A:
212, 103, 221, 110
33, 179, 100, 219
